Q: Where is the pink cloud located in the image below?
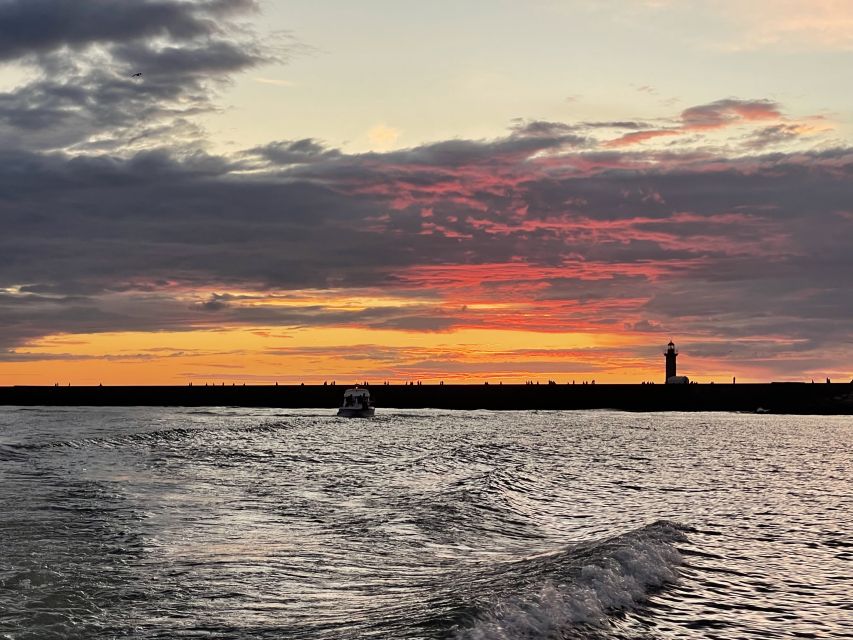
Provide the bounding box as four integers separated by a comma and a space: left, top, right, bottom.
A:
606, 98, 784, 147
605, 129, 680, 148
681, 99, 782, 129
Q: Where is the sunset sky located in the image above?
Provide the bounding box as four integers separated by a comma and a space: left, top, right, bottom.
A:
0, 0, 851, 385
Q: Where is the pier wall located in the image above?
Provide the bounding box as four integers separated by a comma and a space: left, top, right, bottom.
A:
1, 383, 851, 414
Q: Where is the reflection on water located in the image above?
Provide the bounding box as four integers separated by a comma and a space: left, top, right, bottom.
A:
0, 408, 850, 639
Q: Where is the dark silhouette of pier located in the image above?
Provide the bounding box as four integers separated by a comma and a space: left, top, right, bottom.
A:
1, 383, 851, 414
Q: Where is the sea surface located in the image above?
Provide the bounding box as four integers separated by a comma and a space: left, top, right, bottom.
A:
0, 407, 850, 639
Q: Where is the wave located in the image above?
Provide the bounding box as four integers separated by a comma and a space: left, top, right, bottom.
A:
0, 420, 303, 454
449, 521, 688, 639
0, 443, 30, 462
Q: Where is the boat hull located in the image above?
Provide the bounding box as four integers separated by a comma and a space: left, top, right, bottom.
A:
337, 407, 375, 418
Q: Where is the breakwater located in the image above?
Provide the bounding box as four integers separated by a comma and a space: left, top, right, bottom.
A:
1, 383, 851, 414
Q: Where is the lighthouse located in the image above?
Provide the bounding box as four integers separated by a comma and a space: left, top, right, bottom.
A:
664, 340, 678, 382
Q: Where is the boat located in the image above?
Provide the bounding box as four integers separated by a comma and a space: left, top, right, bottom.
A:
337, 387, 375, 418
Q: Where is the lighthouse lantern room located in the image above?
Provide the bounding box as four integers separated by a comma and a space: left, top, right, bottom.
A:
664, 340, 679, 383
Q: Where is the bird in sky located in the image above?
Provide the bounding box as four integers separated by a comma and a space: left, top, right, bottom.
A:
131, 72, 143, 78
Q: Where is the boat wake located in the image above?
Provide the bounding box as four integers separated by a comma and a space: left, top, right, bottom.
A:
448, 521, 688, 639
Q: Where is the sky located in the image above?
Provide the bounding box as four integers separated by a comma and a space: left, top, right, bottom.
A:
0, 0, 851, 385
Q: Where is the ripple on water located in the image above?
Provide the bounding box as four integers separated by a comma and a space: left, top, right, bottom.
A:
0, 408, 850, 639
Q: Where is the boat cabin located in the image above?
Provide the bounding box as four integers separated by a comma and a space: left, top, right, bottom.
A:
341, 387, 373, 408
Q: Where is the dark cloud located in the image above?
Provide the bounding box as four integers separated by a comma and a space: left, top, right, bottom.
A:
111, 39, 264, 77
0, 135, 849, 366
0, 286, 460, 356
0, 0, 266, 151
0, 0, 258, 62
509, 119, 583, 138
250, 139, 342, 165
372, 133, 585, 168
581, 121, 653, 130
625, 319, 663, 332
744, 124, 807, 149
197, 293, 232, 312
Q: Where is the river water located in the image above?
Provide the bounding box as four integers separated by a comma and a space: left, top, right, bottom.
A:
0, 407, 850, 639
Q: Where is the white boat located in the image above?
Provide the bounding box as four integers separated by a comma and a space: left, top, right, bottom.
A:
337, 387, 375, 418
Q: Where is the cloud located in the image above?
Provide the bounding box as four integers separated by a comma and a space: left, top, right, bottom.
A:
635, 84, 657, 95
250, 138, 341, 165
716, 0, 853, 51
252, 76, 294, 87
510, 119, 582, 137
681, 98, 781, 129
743, 122, 826, 149
605, 98, 785, 147
0, 127, 849, 368
0, 0, 268, 151
0, 0, 257, 62
625, 0, 853, 51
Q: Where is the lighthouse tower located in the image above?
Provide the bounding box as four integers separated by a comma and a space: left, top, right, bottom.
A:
664, 340, 678, 382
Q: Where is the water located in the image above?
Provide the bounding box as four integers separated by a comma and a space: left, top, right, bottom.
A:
0, 407, 850, 639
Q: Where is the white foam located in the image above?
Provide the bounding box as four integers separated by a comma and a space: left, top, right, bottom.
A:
455, 522, 685, 639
